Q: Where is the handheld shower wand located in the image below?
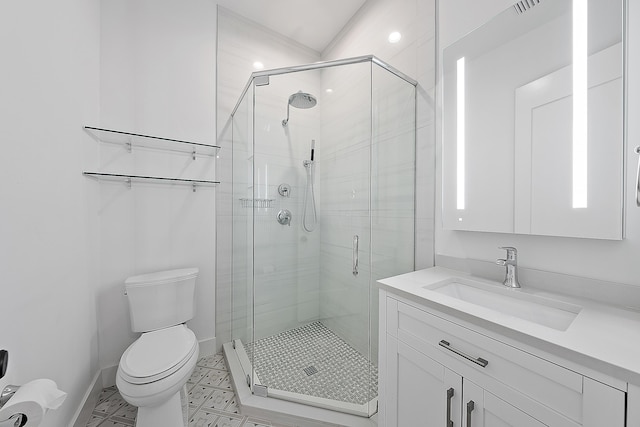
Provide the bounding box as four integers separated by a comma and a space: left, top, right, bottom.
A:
303, 139, 317, 232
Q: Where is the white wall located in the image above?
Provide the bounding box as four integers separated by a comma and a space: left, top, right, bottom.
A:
436, 0, 640, 287
0, 1, 101, 426
98, 0, 218, 374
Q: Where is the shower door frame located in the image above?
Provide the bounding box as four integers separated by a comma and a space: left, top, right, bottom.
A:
229, 55, 417, 418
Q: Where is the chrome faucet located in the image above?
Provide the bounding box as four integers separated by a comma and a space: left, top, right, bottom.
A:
496, 246, 521, 288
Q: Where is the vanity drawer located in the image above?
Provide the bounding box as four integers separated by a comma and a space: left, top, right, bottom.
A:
389, 298, 585, 425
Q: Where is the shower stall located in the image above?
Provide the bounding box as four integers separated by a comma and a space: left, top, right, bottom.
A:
225, 55, 416, 419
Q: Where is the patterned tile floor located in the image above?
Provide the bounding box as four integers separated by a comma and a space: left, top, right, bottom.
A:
86, 353, 275, 427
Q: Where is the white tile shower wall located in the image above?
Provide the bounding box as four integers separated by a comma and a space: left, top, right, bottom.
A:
216, 8, 322, 349
435, 0, 640, 288
0, 0, 101, 425
98, 0, 217, 372
323, 0, 437, 270
323, 0, 436, 268
318, 0, 436, 361
251, 69, 322, 341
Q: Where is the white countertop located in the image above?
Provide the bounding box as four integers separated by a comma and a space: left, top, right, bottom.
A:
378, 267, 640, 387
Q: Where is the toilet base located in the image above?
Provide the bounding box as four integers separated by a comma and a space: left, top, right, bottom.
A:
135, 388, 187, 427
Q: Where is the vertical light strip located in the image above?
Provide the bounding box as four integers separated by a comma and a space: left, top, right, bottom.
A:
572, 0, 588, 208
457, 57, 466, 210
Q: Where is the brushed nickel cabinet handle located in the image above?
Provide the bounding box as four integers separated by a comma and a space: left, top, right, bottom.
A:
446, 388, 454, 427
466, 400, 475, 427
439, 340, 488, 368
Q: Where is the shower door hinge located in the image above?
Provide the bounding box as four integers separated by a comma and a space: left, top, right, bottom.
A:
254, 384, 268, 397
254, 75, 270, 86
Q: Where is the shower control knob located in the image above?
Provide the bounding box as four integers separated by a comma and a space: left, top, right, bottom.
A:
277, 209, 292, 226
278, 183, 291, 197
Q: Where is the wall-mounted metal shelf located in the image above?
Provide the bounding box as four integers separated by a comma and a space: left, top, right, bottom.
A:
84, 126, 219, 159
239, 198, 275, 208
83, 172, 219, 192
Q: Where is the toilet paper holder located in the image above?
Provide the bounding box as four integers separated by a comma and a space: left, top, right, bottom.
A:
0, 386, 26, 427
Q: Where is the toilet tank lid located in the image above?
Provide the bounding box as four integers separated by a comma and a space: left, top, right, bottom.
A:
125, 268, 199, 287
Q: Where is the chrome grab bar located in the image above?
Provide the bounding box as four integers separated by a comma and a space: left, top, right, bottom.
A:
0, 386, 26, 427
439, 340, 488, 368
0, 414, 26, 427
635, 146, 640, 207
352, 235, 359, 276
0, 386, 19, 409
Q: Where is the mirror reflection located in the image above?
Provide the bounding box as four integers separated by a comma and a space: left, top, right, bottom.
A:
442, 0, 624, 239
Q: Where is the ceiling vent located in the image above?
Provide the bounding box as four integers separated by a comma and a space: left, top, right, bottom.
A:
513, 0, 541, 15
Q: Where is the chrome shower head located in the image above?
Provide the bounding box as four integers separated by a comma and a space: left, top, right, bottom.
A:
282, 91, 317, 127
288, 91, 317, 109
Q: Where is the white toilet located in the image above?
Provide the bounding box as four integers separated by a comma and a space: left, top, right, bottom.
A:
116, 268, 200, 427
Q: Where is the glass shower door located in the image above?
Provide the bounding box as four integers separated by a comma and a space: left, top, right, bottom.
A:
247, 63, 376, 416
231, 80, 255, 388
228, 57, 416, 418
316, 61, 375, 415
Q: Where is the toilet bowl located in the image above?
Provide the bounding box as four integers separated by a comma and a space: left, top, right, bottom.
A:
117, 325, 198, 426
116, 268, 199, 427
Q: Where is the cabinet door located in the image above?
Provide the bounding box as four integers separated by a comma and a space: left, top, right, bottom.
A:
385, 336, 462, 427
463, 380, 546, 427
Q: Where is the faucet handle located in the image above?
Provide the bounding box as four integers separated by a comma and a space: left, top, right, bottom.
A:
498, 246, 518, 260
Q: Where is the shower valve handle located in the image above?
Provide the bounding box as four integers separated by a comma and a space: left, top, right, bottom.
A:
277, 209, 292, 226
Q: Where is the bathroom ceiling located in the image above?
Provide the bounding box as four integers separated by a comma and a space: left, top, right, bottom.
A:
216, 0, 369, 53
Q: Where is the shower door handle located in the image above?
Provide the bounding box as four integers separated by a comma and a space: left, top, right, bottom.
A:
635, 146, 640, 207
352, 235, 359, 276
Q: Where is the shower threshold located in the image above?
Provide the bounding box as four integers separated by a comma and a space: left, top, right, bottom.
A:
224, 322, 378, 424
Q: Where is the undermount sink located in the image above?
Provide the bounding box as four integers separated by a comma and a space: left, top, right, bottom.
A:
424, 277, 582, 331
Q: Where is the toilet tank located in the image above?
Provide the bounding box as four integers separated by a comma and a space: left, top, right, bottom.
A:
124, 268, 198, 333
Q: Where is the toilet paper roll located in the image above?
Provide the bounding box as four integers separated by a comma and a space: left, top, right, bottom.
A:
0, 379, 67, 427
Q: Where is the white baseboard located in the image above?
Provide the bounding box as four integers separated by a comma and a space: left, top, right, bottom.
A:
68, 370, 102, 427
101, 365, 118, 388
198, 336, 216, 358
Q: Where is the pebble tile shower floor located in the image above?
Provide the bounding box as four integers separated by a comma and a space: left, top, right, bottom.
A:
85, 353, 274, 427
246, 322, 378, 405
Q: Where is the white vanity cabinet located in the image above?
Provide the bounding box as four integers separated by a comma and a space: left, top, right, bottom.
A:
379, 290, 627, 427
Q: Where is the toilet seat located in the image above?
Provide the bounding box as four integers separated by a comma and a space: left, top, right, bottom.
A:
119, 324, 197, 385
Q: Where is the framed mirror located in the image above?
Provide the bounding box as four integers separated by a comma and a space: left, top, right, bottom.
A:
442, 0, 624, 239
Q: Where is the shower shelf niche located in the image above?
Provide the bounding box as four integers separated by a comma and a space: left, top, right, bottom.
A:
84, 126, 220, 159
83, 172, 218, 191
